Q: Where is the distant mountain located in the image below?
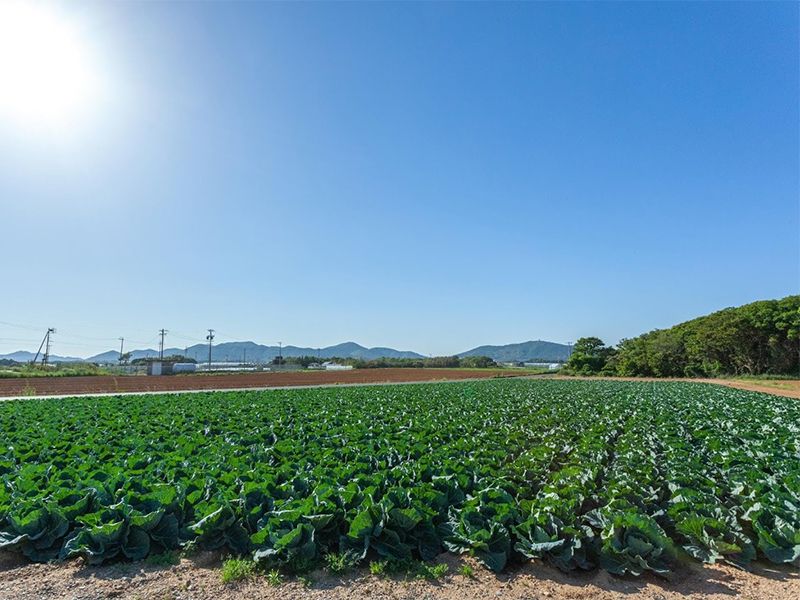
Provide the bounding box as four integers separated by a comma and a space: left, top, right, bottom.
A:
82, 341, 425, 364
87, 350, 127, 363
0, 350, 84, 363
1, 339, 569, 365
86, 348, 179, 363
458, 340, 570, 363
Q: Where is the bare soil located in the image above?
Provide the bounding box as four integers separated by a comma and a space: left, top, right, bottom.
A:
2, 369, 797, 401
710, 379, 800, 400
0, 551, 797, 600
550, 376, 800, 400
0, 368, 520, 398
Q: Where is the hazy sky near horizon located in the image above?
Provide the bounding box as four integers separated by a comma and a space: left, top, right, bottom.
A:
0, 1, 798, 357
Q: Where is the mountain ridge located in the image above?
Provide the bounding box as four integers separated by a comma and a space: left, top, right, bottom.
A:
457, 340, 570, 362
0, 339, 570, 364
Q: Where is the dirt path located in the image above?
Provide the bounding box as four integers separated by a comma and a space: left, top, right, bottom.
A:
0, 368, 520, 398
709, 379, 800, 399
0, 551, 797, 600
546, 375, 800, 400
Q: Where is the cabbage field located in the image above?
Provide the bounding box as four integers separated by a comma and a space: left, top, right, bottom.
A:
0, 379, 798, 576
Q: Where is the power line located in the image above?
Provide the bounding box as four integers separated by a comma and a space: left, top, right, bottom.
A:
0, 319, 44, 332
126, 338, 158, 346
170, 331, 206, 343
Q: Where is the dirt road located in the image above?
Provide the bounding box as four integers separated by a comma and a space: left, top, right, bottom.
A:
710, 378, 800, 399
549, 375, 800, 400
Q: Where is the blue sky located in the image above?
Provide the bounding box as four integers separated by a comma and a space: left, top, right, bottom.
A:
0, 1, 797, 357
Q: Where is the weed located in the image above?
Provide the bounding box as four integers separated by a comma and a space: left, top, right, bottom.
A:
427, 563, 449, 580
412, 561, 448, 580
324, 552, 356, 574
457, 564, 475, 578
220, 558, 256, 584
266, 569, 283, 586
369, 560, 387, 576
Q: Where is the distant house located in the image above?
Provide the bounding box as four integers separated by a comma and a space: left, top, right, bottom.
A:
524, 362, 561, 370
322, 361, 353, 371
147, 361, 169, 376
147, 361, 197, 375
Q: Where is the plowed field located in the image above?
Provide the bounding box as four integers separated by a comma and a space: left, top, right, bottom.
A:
0, 368, 519, 398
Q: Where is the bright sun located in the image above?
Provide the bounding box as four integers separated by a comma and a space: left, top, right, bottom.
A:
0, 1, 101, 130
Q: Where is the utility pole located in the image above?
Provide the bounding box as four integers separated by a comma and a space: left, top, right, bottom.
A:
158, 329, 168, 360
206, 329, 214, 371
243, 348, 246, 365
32, 328, 53, 366
278, 341, 282, 360
42, 328, 55, 366
118, 337, 125, 364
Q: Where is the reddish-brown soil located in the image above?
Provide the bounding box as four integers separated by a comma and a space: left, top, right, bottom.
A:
2, 370, 798, 400
0, 368, 520, 398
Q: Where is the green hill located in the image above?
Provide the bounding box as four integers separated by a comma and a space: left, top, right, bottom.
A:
458, 340, 570, 363
613, 296, 799, 377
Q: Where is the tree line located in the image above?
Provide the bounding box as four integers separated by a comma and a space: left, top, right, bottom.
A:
283, 355, 498, 369
565, 295, 799, 377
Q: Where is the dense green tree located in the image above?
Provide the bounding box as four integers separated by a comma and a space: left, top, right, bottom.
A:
131, 354, 195, 365
345, 356, 497, 369
615, 296, 799, 377
459, 355, 498, 369
565, 337, 617, 375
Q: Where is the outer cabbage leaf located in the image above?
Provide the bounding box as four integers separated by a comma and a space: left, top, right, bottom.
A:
586, 509, 675, 577
441, 507, 510, 572
513, 511, 595, 572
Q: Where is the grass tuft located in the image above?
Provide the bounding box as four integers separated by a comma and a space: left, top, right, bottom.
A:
324, 552, 357, 574
369, 559, 388, 576
220, 558, 256, 584
457, 563, 475, 578
422, 562, 449, 580
377, 558, 448, 580
266, 568, 283, 586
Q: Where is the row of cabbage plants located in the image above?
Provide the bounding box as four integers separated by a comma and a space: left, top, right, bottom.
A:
0, 380, 797, 573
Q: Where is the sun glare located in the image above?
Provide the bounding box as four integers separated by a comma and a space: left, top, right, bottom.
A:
0, 1, 101, 130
